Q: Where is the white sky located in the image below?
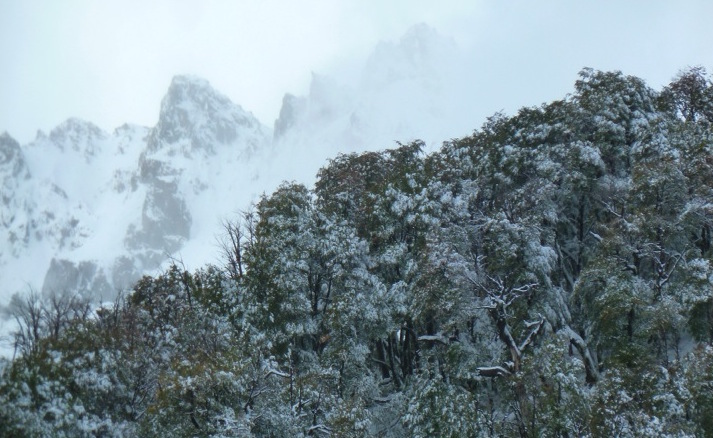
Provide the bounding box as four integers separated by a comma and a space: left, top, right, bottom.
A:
1, 0, 712, 145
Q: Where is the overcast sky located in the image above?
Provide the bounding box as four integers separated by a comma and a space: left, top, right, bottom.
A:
1, 0, 712, 145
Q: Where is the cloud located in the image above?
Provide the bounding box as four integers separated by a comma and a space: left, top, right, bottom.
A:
1, 1, 712, 144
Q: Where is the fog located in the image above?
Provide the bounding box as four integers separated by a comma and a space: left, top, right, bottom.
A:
2, 1, 712, 145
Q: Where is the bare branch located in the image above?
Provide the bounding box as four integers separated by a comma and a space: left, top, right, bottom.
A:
477, 366, 512, 378
417, 334, 449, 346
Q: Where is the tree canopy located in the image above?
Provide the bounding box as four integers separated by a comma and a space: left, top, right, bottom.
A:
3, 67, 713, 437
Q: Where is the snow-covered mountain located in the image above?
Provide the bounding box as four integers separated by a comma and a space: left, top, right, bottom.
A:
1, 74, 271, 300
0, 24, 475, 352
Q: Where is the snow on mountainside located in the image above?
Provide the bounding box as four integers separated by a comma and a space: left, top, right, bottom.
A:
0, 133, 31, 255
147, 75, 268, 156
0, 24, 470, 353
134, 74, 272, 271
0, 75, 271, 311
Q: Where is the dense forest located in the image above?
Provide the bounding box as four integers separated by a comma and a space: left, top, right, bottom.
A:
2, 67, 713, 437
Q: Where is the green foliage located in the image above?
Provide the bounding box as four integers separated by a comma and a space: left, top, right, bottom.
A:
4, 67, 713, 436
404, 370, 482, 437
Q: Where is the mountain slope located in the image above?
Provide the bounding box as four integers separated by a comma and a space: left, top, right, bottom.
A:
0, 25, 482, 356
0, 75, 272, 307
2, 66, 713, 436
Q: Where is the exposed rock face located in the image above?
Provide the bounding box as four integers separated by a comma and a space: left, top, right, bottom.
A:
273, 93, 306, 140
0, 133, 30, 216
48, 118, 108, 159
121, 75, 272, 274
0, 75, 273, 305
124, 76, 269, 270
41, 259, 111, 298
111, 256, 142, 292
0, 133, 32, 258
125, 180, 191, 257
0, 132, 30, 180
147, 75, 269, 156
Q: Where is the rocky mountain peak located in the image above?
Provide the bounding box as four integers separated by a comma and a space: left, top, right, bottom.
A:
148, 75, 266, 154
47, 118, 108, 157
0, 132, 29, 179
274, 93, 306, 140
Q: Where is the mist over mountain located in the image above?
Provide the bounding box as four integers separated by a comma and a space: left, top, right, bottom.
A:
274, 23, 470, 154
2, 55, 713, 435
0, 24, 471, 348
3, 10, 713, 433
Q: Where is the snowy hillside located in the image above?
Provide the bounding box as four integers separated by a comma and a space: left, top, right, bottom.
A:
0, 25, 471, 351
0, 74, 269, 299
